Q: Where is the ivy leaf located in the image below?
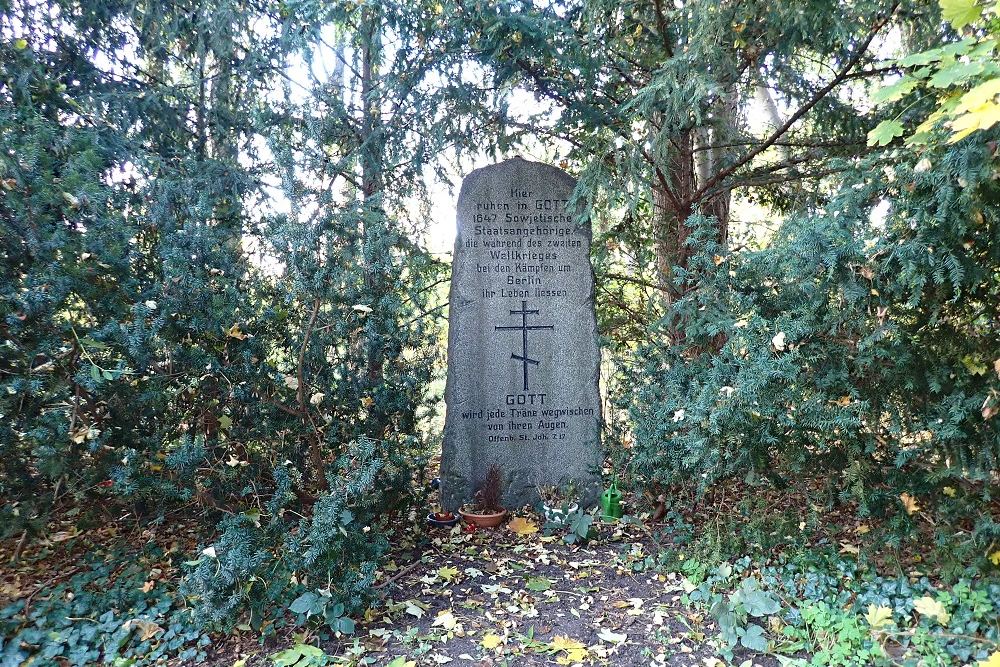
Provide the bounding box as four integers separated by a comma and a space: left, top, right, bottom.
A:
867, 120, 905, 147
939, 0, 981, 30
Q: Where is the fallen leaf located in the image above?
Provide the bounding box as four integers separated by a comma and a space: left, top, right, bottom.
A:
122, 619, 163, 641
900, 493, 920, 515
225, 323, 247, 340
771, 331, 787, 351
989, 550, 1000, 566
597, 628, 627, 643
839, 542, 859, 555
404, 600, 426, 619
481, 633, 503, 649
525, 576, 551, 592
386, 658, 417, 667
913, 596, 950, 624
551, 635, 588, 664
865, 604, 893, 629
432, 609, 460, 631
437, 566, 460, 582
508, 516, 538, 536
978, 651, 1000, 667
141, 580, 155, 593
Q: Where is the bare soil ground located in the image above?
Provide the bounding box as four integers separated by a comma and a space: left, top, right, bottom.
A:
232, 518, 774, 667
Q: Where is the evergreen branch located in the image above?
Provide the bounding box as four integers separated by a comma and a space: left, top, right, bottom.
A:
687, 2, 900, 207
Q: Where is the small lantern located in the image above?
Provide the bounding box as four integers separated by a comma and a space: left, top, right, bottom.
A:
600, 482, 623, 520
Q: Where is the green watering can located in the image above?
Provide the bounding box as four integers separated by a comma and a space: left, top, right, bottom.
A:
600, 482, 623, 520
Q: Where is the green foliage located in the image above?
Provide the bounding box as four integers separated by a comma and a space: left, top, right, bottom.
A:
680, 555, 1000, 664
0, 545, 210, 666
871, 0, 1000, 146
270, 642, 336, 667
0, 0, 479, 658
625, 132, 1000, 560
562, 508, 596, 545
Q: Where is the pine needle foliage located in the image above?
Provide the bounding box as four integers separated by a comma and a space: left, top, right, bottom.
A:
0, 0, 495, 635
625, 135, 1000, 557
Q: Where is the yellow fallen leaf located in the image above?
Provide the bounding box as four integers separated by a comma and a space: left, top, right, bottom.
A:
141, 580, 155, 593
900, 492, 920, 515
437, 566, 460, 582
123, 619, 163, 641
432, 609, 460, 631
481, 633, 503, 649
839, 542, 860, 555
913, 596, 950, 625
551, 635, 588, 664
989, 550, 1000, 566
224, 323, 247, 340
865, 604, 893, 629
508, 516, 538, 536
943, 486, 957, 497
978, 650, 1000, 667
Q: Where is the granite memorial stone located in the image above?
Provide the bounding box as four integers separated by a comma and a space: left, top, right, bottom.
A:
440, 157, 602, 511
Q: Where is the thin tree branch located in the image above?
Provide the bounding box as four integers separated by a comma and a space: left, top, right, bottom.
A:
687, 3, 900, 207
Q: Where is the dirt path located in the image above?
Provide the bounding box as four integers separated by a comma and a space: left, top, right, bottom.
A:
247, 519, 775, 667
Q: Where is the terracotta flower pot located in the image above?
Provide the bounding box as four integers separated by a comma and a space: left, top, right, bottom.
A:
459, 507, 508, 528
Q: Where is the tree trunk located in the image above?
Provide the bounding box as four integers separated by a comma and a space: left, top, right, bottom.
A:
652, 128, 694, 309
359, 6, 389, 439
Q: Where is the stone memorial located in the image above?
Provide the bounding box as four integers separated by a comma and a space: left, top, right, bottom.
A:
439, 157, 602, 511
